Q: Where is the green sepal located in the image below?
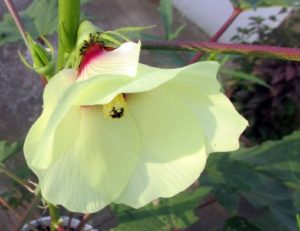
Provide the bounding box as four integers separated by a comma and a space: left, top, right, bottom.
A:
19, 34, 55, 80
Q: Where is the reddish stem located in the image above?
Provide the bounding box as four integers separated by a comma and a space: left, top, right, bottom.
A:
75, 214, 93, 231
210, 8, 243, 42
3, 0, 28, 48
40, 76, 48, 87
142, 40, 300, 62
189, 7, 243, 63
198, 198, 217, 209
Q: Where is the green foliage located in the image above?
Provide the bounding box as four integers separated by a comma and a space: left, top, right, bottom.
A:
202, 131, 300, 231
159, 0, 173, 40
231, 15, 273, 44
233, 132, 300, 186
221, 216, 261, 231
0, 0, 91, 46
112, 187, 211, 231
0, 13, 32, 46
231, 0, 299, 9
0, 141, 22, 163
100, 26, 156, 46
220, 69, 270, 88
0, 141, 28, 209
139, 0, 186, 67
159, 0, 185, 40
0, 0, 57, 45
111, 132, 300, 231
113, 26, 156, 40
19, 34, 55, 79
25, 0, 58, 37
229, 10, 300, 143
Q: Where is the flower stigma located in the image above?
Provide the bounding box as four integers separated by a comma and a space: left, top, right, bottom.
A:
79, 32, 103, 56
78, 33, 104, 76
102, 94, 127, 119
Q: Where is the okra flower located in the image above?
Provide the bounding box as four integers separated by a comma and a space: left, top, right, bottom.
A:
24, 34, 247, 213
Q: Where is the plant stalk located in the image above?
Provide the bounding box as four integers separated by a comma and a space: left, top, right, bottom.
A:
46, 1, 81, 229
57, 0, 80, 70
0, 164, 33, 191
75, 214, 94, 231
49, 203, 60, 231
3, 0, 29, 48
142, 40, 300, 61
190, 7, 243, 63
15, 192, 42, 231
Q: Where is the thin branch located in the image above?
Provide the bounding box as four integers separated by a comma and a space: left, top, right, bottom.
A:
0, 197, 22, 219
142, 40, 300, 62
197, 197, 218, 210
211, 9, 243, 42
75, 213, 94, 231
190, 7, 243, 63
0, 165, 33, 192
14, 192, 41, 231
3, 0, 28, 48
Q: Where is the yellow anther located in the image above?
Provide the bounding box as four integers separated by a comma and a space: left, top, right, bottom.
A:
102, 94, 127, 119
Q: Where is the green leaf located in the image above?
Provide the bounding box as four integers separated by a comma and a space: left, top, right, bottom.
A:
159, 0, 173, 40
25, 0, 58, 36
0, 141, 22, 163
170, 24, 185, 40
230, 0, 299, 9
0, 0, 92, 46
221, 216, 261, 231
201, 131, 300, 231
0, 0, 57, 46
112, 187, 211, 231
102, 26, 156, 45
0, 13, 34, 45
114, 26, 155, 36
220, 68, 271, 88
232, 131, 300, 190
158, 0, 185, 40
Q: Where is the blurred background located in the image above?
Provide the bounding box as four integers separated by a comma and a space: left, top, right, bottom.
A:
0, 0, 299, 230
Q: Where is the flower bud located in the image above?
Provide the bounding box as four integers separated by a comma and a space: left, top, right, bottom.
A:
19, 34, 55, 80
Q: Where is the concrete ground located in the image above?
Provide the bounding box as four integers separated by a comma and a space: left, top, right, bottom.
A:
0, 0, 222, 230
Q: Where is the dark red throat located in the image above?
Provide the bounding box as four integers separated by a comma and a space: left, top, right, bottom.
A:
78, 43, 104, 76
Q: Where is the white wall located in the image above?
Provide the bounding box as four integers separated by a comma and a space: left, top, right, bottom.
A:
172, 0, 291, 42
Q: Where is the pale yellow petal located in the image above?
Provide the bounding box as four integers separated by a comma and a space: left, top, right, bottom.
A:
115, 86, 206, 208
38, 106, 140, 213
24, 69, 77, 172
78, 41, 141, 80
43, 69, 77, 106
166, 62, 248, 153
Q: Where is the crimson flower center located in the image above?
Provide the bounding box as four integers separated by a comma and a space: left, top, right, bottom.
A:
78, 43, 104, 75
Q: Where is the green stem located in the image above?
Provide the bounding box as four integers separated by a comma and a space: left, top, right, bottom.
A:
47, 1, 81, 228
0, 164, 32, 191
57, 0, 80, 70
49, 203, 60, 231
142, 40, 300, 61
